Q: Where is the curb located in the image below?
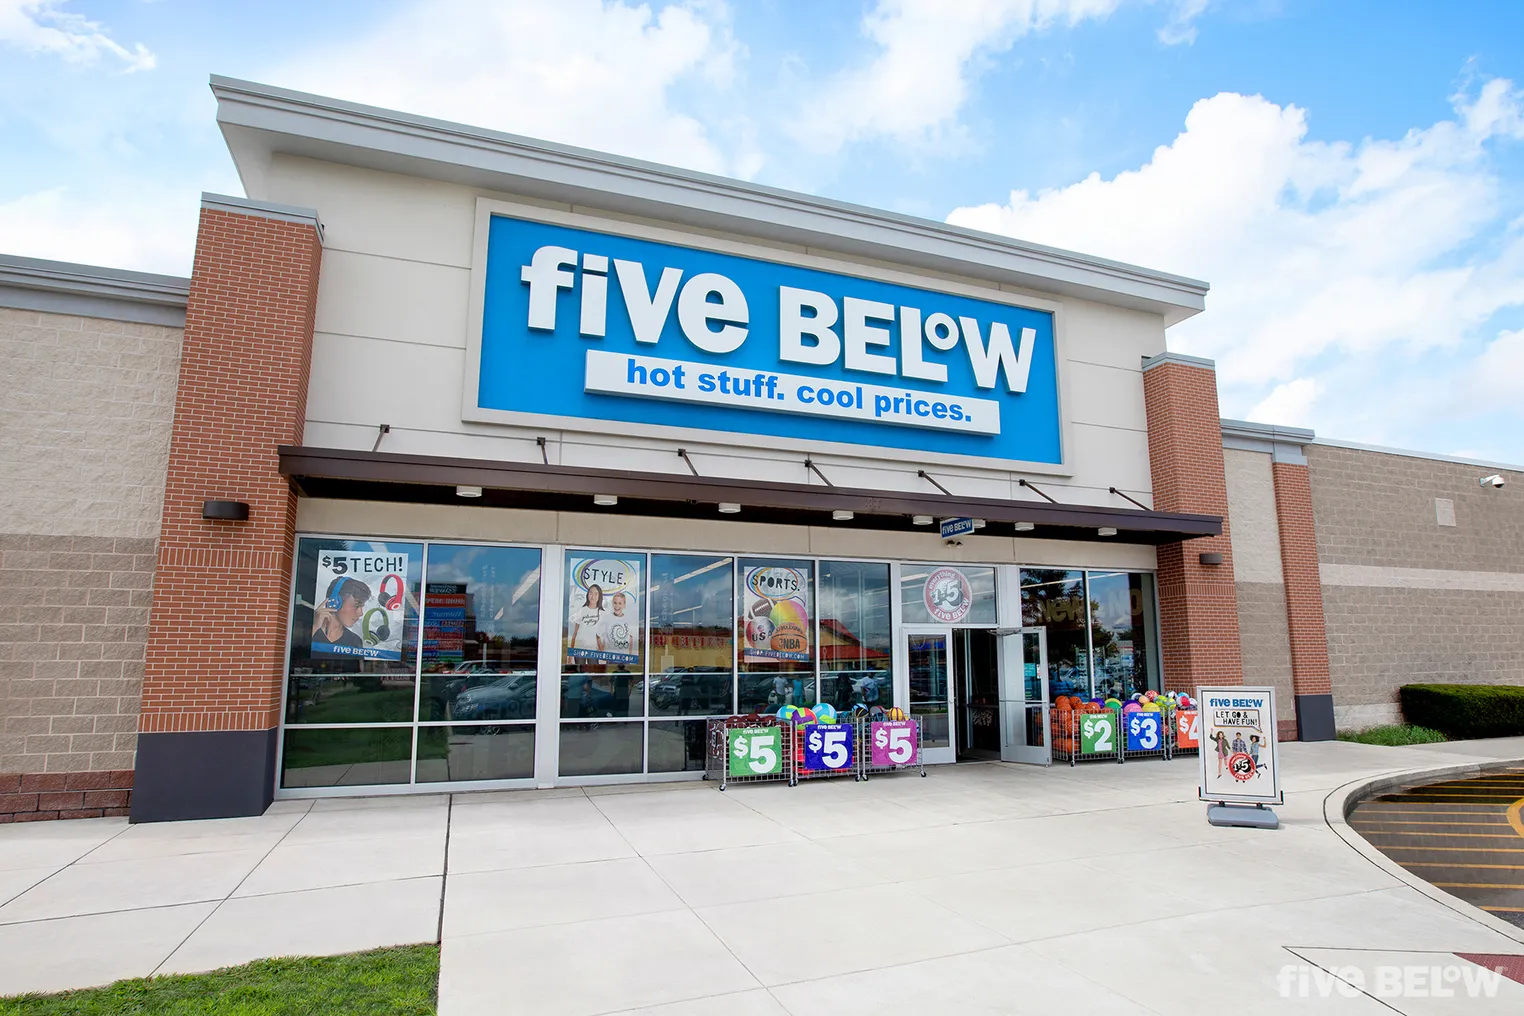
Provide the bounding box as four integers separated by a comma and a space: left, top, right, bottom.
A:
1324, 757, 1524, 947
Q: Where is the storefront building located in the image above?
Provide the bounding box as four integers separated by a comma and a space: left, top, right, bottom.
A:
1, 78, 1518, 822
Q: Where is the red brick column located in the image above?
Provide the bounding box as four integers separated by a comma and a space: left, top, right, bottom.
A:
1142, 354, 1243, 694
1272, 460, 1336, 740
132, 195, 321, 821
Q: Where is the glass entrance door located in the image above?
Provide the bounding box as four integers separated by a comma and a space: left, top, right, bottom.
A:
905, 627, 954, 764
999, 626, 1050, 764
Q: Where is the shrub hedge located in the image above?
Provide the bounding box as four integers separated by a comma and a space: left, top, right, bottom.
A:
1399, 684, 1524, 739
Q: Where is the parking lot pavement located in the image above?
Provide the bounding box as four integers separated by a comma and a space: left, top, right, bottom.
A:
4, 738, 1524, 1012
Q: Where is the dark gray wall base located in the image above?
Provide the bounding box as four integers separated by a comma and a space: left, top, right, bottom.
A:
1295, 693, 1337, 742
131, 728, 277, 822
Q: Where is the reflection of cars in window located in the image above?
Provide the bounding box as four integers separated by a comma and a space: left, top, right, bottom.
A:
449, 672, 537, 724
650, 667, 732, 714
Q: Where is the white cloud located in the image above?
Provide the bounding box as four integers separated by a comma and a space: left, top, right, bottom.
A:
0, 0, 154, 72
946, 78, 1524, 447
1247, 377, 1318, 427
1157, 0, 1209, 46
270, 0, 750, 177
790, 0, 1121, 153
1468, 328, 1524, 403
0, 187, 198, 275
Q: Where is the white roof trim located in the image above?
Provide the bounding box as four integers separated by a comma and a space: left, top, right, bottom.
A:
210, 75, 1209, 326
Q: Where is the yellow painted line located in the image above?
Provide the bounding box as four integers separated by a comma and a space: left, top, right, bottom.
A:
1401, 862, 1524, 870
1359, 833, 1524, 840
1508, 797, 1524, 841
1481, 906, 1524, 913
1351, 820, 1515, 828
1377, 846, 1524, 853
1432, 882, 1524, 889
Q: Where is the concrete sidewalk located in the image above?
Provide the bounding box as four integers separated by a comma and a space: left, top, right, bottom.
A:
1, 739, 1522, 1013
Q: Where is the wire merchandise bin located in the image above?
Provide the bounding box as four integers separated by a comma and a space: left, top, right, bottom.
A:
1165, 709, 1201, 759
706, 716, 794, 790
1050, 709, 1124, 765
1120, 709, 1169, 761
859, 717, 927, 780
792, 721, 861, 782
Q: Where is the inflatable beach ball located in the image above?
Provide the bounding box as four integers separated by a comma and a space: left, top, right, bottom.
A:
795, 707, 817, 725
813, 703, 838, 724
778, 704, 801, 722
886, 707, 907, 722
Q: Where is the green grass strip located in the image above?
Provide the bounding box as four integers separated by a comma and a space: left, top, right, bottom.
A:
1337, 724, 1448, 746
0, 944, 438, 1015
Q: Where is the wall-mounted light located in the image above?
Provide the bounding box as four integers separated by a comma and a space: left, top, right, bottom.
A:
913, 515, 933, 526
1199, 552, 1224, 566
202, 500, 249, 521
718, 503, 741, 514
593, 494, 618, 506
1097, 526, 1118, 537
832, 510, 854, 521
1014, 521, 1035, 532
456, 485, 483, 498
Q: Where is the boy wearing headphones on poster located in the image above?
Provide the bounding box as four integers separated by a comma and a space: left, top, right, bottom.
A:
313, 576, 371, 651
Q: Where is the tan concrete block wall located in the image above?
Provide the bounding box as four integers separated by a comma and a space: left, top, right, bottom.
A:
0, 534, 153, 773
0, 307, 180, 776
1307, 443, 1524, 728
1235, 581, 1297, 738
0, 307, 182, 540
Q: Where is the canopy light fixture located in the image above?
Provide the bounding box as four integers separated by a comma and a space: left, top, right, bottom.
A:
912, 515, 934, 526
455, 485, 483, 498
1199, 552, 1224, 566
972, 519, 986, 529
832, 509, 854, 521
1097, 526, 1118, 537
718, 502, 742, 514
1014, 521, 1035, 532
593, 493, 618, 506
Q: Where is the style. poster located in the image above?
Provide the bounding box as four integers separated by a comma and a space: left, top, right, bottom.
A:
311, 551, 409, 661
565, 555, 642, 665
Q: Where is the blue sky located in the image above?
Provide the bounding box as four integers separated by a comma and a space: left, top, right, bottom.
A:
2, 0, 1522, 464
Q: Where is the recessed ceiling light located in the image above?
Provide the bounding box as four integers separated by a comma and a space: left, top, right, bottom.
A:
718, 503, 741, 514
1014, 521, 1035, 532
912, 515, 933, 526
593, 494, 618, 506
456, 485, 483, 498
832, 510, 854, 521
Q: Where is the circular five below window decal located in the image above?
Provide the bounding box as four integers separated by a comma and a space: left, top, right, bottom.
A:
924, 567, 973, 623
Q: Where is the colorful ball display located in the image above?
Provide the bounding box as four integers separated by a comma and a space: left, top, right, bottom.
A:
886, 707, 907, 721
777, 704, 801, 722
813, 703, 838, 724
794, 707, 817, 725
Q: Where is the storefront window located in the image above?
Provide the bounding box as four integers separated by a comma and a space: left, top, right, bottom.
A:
736, 557, 815, 713
900, 565, 997, 626
281, 726, 412, 788
286, 538, 423, 725
559, 721, 644, 777
1020, 569, 1089, 699
818, 561, 892, 711
1087, 571, 1161, 700
560, 551, 644, 718
415, 725, 534, 783
420, 544, 541, 722
648, 720, 707, 773
649, 554, 734, 717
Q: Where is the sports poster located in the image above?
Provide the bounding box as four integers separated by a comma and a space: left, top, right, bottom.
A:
741, 564, 811, 663
311, 550, 409, 660
1197, 686, 1282, 805
565, 555, 642, 666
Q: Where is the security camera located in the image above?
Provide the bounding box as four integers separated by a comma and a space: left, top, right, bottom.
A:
1481, 474, 1506, 489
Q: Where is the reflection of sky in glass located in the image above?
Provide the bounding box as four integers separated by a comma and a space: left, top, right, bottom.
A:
820, 561, 890, 653
651, 554, 731, 629
425, 545, 541, 640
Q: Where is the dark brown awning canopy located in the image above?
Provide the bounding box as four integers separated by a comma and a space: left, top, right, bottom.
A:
278, 445, 1221, 546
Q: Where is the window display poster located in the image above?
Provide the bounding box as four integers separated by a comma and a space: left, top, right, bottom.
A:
741, 564, 811, 662
566, 556, 643, 665
1197, 686, 1282, 805
311, 550, 410, 660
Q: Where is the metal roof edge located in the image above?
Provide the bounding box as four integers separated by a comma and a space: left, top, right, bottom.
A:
0, 253, 189, 327
1309, 437, 1524, 475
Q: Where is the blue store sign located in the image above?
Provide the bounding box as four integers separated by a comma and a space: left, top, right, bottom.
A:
471, 211, 1062, 464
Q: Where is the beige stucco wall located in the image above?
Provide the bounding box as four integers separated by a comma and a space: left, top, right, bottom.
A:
0, 306, 180, 773
1222, 448, 1296, 725
258, 154, 1167, 511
